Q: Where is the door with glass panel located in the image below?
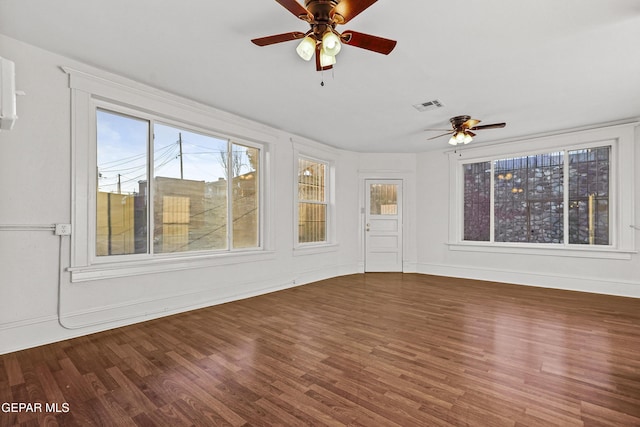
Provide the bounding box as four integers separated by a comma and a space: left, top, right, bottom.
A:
365, 179, 403, 272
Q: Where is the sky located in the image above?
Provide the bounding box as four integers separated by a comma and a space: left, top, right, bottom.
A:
96, 109, 254, 194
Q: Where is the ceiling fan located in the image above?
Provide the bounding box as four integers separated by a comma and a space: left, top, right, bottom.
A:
427, 115, 506, 145
251, 0, 397, 71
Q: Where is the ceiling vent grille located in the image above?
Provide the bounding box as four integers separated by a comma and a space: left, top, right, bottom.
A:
413, 99, 444, 112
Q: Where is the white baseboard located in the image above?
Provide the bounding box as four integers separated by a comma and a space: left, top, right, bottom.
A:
415, 262, 640, 298
0, 263, 359, 355
4, 262, 635, 355
403, 261, 418, 273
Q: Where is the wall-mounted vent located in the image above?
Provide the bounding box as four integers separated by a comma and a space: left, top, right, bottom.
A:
413, 99, 444, 112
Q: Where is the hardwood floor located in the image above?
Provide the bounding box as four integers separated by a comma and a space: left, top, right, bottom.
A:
2, 273, 640, 426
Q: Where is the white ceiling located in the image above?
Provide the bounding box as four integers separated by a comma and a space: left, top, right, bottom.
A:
1, 0, 639, 152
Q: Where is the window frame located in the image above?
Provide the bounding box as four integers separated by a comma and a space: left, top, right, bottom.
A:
66, 67, 275, 281
448, 123, 636, 260
95, 104, 265, 259
292, 143, 337, 253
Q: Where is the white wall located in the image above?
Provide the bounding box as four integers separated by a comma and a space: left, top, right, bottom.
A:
415, 130, 640, 298
1, 33, 638, 355
0, 35, 363, 354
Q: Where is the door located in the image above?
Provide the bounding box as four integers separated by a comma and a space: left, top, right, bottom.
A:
365, 179, 403, 272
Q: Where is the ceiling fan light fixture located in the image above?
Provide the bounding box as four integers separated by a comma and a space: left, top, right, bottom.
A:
321, 31, 341, 56
296, 36, 316, 61
319, 50, 336, 67
448, 131, 473, 146
429, 115, 505, 145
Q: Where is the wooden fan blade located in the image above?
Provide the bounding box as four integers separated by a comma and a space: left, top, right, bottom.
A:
251, 31, 306, 46
424, 128, 451, 132
275, 0, 312, 21
333, 0, 378, 24
427, 131, 453, 141
466, 131, 476, 137
463, 119, 480, 128
469, 123, 506, 130
341, 31, 397, 54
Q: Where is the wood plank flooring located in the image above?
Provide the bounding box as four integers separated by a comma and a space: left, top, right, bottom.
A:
1, 273, 640, 426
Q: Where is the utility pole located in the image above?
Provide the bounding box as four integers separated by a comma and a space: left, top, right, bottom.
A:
178, 132, 184, 180
117, 173, 121, 194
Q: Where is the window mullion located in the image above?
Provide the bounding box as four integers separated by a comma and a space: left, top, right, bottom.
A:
490, 161, 495, 243
227, 140, 233, 251
563, 149, 569, 246
148, 122, 155, 255
296, 156, 328, 245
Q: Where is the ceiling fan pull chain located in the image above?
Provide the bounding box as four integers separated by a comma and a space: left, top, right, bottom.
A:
319, 66, 335, 87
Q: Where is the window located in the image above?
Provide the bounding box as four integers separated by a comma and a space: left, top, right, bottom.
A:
567, 147, 610, 245
369, 183, 398, 215
66, 67, 273, 281
449, 122, 639, 259
297, 157, 327, 244
96, 111, 149, 256
463, 161, 491, 241
462, 147, 610, 245
292, 142, 337, 252
493, 151, 566, 244
96, 109, 260, 257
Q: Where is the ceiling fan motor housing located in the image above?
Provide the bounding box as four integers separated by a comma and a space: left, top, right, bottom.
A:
305, 0, 340, 17
450, 115, 471, 129
304, 0, 341, 36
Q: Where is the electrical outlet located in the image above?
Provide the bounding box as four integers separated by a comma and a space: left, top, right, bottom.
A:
55, 223, 72, 236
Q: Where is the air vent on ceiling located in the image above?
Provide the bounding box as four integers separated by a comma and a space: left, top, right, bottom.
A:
413, 99, 444, 112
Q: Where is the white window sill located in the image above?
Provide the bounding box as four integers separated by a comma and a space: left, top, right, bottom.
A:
293, 243, 339, 256
69, 250, 276, 282
447, 242, 636, 260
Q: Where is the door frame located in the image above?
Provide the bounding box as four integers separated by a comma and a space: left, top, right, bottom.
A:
358, 171, 411, 273
364, 179, 403, 272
